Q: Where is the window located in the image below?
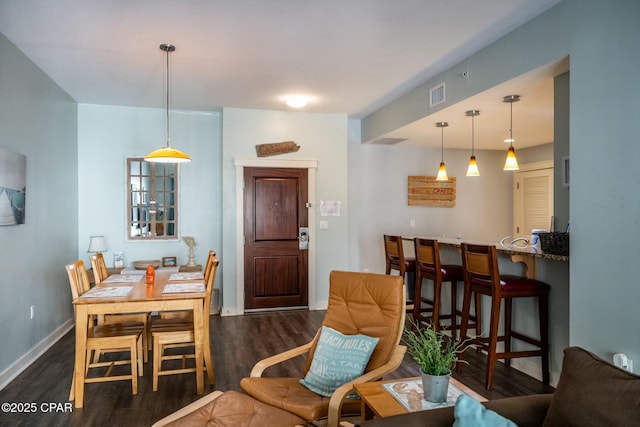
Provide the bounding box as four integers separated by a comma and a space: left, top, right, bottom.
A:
127, 157, 178, 240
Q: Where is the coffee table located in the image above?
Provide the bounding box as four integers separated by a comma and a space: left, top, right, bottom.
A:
353, 377, 487, 421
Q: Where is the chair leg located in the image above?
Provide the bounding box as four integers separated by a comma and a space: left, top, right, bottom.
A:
504, 297, 512, 368
130, 339, 138, 395
450, 280, 458, 339
432, 279, 443, 330
539, 291, 550, 386
204, 344, 215, 385
412, 271, 423, 324
485, 295, 502, 390
457, 283, 473, 369
153, 337, 161, 391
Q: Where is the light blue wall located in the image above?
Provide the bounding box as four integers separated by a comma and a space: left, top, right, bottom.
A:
362, 0, 640, 366
0, 33, 77, 384
77, 104, 223, 291
221, 108, 348, 313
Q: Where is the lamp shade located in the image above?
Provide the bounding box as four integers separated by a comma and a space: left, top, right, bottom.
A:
144, 146, 191, 163
466, 155, 480, 176
87, 235, 107, 253
503, 146, 520, 171
436, 162, 449, 181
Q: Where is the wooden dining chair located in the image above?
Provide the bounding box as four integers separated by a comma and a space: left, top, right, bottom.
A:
159, 250, 217, 321
458, 243, 550, 390
150, 253, 219, 391
384, 234, 416, 310
90, 252, 151, 362
66, 260, 144, 401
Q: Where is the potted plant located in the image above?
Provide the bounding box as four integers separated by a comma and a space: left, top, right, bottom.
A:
403, 320, 468, 403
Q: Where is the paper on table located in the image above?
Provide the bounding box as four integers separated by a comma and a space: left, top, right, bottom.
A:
382, 379, 473, 412
81, 286, 134, 298
169, 272, 204, 281
162, 282, 205, 294
102, 274, 143, 283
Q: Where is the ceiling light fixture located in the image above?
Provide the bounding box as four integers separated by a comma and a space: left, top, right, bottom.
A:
465, 109, 480, 177
285, 96, 309, 108
145, 44, 191, 163
435, 121, 449, 181
503, 94, 520, 171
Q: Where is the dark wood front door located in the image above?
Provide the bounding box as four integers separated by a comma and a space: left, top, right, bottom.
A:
244, 167, 308, 310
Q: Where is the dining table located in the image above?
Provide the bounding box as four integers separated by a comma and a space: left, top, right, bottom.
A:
71, 271, 207, 408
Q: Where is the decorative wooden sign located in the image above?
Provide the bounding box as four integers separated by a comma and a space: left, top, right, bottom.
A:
408, 176, 456, 207
255, 140, 300, 157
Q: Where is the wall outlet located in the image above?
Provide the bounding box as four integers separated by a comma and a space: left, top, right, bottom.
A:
30, 305, 35, 320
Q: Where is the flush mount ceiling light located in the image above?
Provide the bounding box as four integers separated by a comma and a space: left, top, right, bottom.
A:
285, 96, 309, 108
435, 121, 449, 181
145, 43, 191, 164
503, 94, 520, 171
466, 109, 480, 177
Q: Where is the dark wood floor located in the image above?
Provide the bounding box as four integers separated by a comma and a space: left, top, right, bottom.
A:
0, 310, 553, 426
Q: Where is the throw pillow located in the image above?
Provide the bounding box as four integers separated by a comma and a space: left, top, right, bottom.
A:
543, 346, 640, 427
299, 326, 379, 397
453, 395, 517, 427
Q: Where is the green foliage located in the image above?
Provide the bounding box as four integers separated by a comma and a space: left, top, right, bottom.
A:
403, 320, 468, 376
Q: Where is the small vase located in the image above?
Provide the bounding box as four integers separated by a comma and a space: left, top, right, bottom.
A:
421, 370, 451, 403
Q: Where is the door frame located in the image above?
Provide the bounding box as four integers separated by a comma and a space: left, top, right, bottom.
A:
234, 157, 318, 315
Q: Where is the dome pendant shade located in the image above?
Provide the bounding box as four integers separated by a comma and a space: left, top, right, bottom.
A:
145, 146, 191, 163
145, 43, 191, 164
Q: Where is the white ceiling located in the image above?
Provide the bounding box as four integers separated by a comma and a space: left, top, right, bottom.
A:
0, 0, 563, 149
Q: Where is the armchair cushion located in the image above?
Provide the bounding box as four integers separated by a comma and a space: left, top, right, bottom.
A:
300, 326, 379, 397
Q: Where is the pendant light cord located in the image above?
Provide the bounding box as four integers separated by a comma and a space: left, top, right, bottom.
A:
440, 125, 444, 162
165, 47, 171, 148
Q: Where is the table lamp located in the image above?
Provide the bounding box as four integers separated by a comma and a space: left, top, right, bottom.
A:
87, 235, 107, 253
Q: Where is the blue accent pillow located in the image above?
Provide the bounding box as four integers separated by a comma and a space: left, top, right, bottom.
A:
453, 395, 517, 427
299, 326, 379, 397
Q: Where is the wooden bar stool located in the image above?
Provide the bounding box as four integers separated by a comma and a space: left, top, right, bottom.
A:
413, 238, 464, 336
459, 243, 550, 390
383, 234, 416, 310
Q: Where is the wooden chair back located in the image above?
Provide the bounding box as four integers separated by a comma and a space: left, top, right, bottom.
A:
460, 243, 501, 293
383, 234, 407, 275
89, 253, 109, 284
65, 260, 91, 300
304, 270, 405, 375
414, 238, 441, 276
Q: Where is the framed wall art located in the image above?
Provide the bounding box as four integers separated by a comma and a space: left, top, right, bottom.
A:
0, 147, 26, 226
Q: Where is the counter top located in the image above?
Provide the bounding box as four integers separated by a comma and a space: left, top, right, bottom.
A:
403, 236, 569, 262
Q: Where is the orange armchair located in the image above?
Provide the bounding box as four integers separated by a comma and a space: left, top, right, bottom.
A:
240, 270, 406, 427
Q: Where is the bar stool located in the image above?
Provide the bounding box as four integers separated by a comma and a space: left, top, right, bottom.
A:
413, 238, 465, 336
459, 243, 550, 390
383, 234, 416, 310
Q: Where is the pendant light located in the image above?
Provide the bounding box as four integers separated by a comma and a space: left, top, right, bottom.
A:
503, 95, 520, 171
465, 110, 480, 176
435, 121, 449, 181
145, 44, 191, 163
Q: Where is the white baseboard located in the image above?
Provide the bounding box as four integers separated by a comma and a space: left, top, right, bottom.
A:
0, 320, 74, 390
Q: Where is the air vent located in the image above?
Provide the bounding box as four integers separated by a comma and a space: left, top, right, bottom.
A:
429, 83, 445, 108
369, 137, 408, 145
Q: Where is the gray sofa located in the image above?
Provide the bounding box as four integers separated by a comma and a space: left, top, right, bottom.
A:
356, 346, 640, 427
